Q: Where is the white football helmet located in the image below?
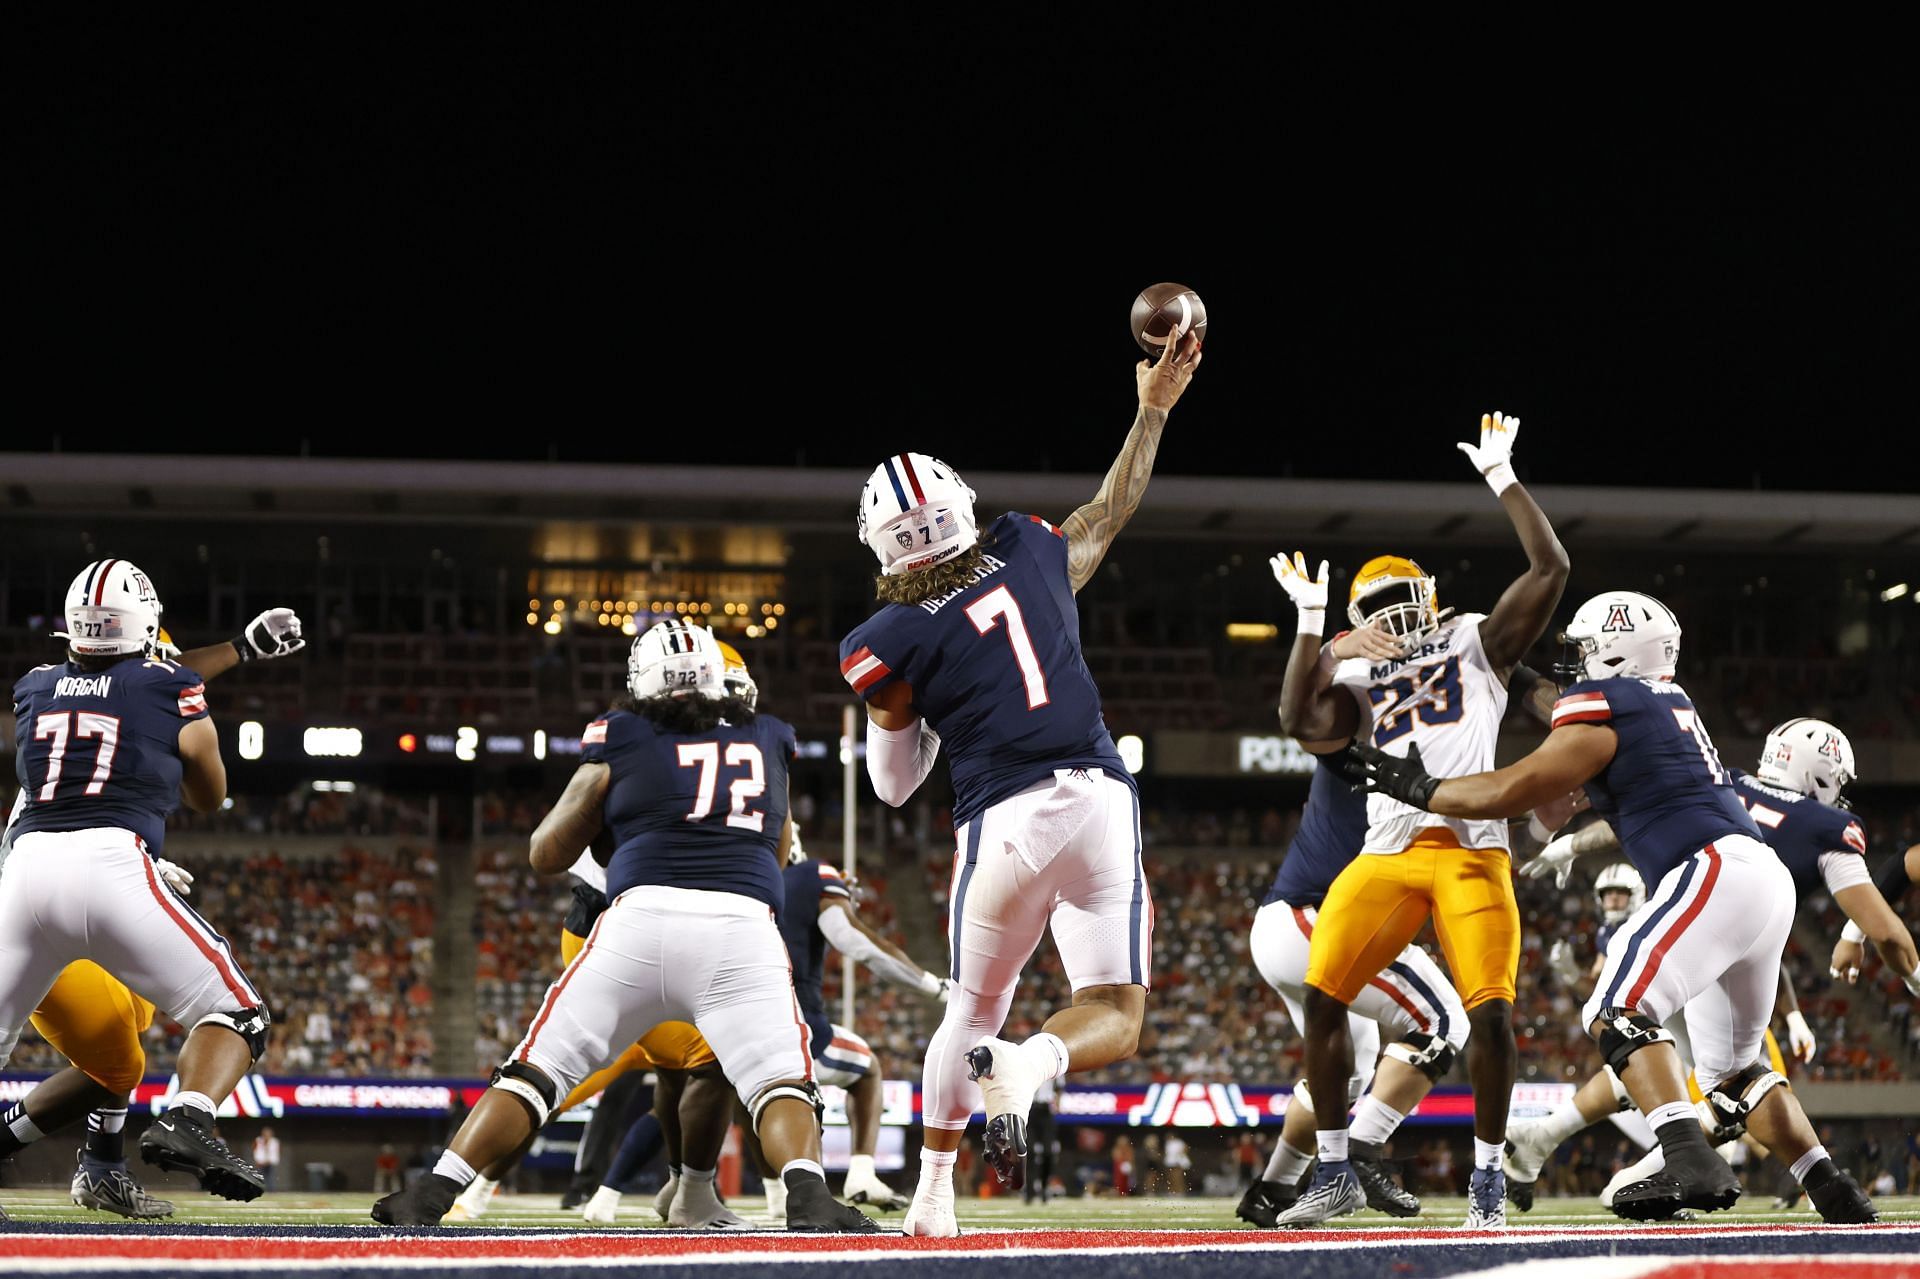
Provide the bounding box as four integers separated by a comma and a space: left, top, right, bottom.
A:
1593, 862, 1645, 924
1560, 591, 1681, 682
59, 559, 163, 657
715, 639, 758, 709
627, 618, 724, 701
857, 453, 978, 576
1757, 717, 1855, 805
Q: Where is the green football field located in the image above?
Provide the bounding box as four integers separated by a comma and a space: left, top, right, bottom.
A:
4, 1188, 1916, 1230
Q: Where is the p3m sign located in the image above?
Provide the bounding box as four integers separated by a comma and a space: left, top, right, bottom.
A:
1236, 736, 1319, 776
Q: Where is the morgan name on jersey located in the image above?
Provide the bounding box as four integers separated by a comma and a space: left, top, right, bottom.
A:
11, 657, 210, 855
1332, 614, 1510, 856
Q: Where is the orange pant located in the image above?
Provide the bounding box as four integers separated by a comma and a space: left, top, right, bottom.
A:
29, 960, 155, 1094
554, 927, 716, 1115
1305, 830, 1519, 1010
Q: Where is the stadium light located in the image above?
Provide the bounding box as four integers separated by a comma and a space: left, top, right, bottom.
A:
534, 730, 547, 760
1881, 582, 1910, 602
238, 720, 265, 761
303, 727, 364, 758
1117, 734, 1145, 774
1225, 623, 1280, 642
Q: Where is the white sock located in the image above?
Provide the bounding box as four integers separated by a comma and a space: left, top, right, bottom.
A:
170, 1091, 218, 1121
1316, 1130, 1349, 1165
1264, 1140, 1313, 1183
684, 1166, 717, 1183
457, 1174, 497, 1206
847, 1153, 877, 1182
1537, 1097, 1591, 1145
5, 1105, 44, 1144
433, 1151, 478, 1186
1020, 1032, 1070, 1082
1350, 1096, 1405, 1145
1790, 1145, 1829, 1184
920, 1146, 957, 1190
1473, 1137, 1503, 1172
781, 1158, 825, 1183
1646, 1100, 1696, 1133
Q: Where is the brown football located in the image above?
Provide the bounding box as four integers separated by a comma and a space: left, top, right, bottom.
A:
1129, 283, 1207, 357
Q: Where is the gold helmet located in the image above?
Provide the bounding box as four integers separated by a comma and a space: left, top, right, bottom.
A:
716, 640, 758, 709
1347, 555, 1440, 642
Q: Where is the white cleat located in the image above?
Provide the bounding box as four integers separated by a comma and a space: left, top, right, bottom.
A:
669, 1178, 752, 1230
1275, 1167, 1364, 1226
446, 1176, 498, 1222
653, 1171, 680, 1222
966, 1037, 1041, 1191
761, 1175, 788, 1225
843, 1169, 913, 1212
582, 1185, 623, 1225
1502, 1119, 1558, 1185
902, 1179, 958, 1237
1600, 1146, 1666, 1209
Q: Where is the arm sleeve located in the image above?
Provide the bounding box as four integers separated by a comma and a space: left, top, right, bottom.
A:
865, 716, 941, 807
1818, 850, 1873, 896
1872, 848, 1915, 905
818, 906, 942, 993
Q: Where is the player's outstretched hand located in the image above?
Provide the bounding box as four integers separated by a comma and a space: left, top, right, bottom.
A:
1458, 411, 1519, 494
155, 858, 195, 896
1269, 551, 1330, 636
1329, 623, 1405, 663
1828, 936, 1863, 984
1547, 938, 1581, 987
1137, 328, 1202, 412
242, 608, 306, 660
1521, 832, 1580, 889
1333, 741, 1440, 809
1785, 1010, 1817, 1064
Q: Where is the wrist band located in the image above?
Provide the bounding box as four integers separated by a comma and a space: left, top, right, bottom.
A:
1483, 462, 1518, 495
1840, 920, 1866, 944
231, 637, 253, 664
1297, 607, 1326, 638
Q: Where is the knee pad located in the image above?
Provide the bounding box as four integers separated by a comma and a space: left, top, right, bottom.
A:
1602, 1065, 1634, 1113
1383, 1031, 1457, 1083
490, 1060, 560, 1128
1700, 1060, 1787, 1143
749, 1080, 824, 1135
1593, 1008, 1674, 1076
195, 1005, 271, 1064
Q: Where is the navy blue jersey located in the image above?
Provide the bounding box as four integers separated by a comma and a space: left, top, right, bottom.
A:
583, 706, 796, 911
1728, 768, 1868, 902
11, 657, 209, 854
1553, 677, 1759, 887
1596, 919, 1624, 953
838, 512, 1130, 827
779, 857, 853, 1047
1263, 763, 1370, 909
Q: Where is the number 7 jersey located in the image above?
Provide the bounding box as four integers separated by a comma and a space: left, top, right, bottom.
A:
838, 511, 1130, 826
1332, 614, 1511, 856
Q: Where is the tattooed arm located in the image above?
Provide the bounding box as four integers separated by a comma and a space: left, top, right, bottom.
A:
1060, 330, 1202, 593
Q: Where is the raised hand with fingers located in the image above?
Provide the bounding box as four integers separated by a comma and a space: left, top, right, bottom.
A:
1785, 1010, 1817, 1064
1136, 328, 1203, 412
1520, 832, 1581, 889
1328, 623, 1405, 663
1269, 551, 1329, 637
1459, 411, 1520, 495
1333, 741, 1441, 809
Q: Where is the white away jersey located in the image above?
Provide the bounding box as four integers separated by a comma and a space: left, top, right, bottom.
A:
1333, 614, 1510, 855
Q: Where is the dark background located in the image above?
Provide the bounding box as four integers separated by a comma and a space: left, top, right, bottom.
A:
13, 21, 1914, 492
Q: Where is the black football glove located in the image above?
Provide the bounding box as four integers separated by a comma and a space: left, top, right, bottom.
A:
1335, 741, 1442, 810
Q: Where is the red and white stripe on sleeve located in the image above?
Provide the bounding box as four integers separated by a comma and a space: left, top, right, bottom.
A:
840, 646, 891, 694
1551, 690, 1612, 727
176, 683, 207, 716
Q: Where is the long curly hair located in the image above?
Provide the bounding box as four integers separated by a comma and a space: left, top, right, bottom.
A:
873, 542, 996, 607
614, 692, 759, 733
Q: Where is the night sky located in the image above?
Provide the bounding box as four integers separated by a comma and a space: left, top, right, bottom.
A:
15, 29, 1914, 495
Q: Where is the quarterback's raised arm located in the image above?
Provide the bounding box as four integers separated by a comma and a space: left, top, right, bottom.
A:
1061, 330, 1201, 593
1463, 413, 1570, 673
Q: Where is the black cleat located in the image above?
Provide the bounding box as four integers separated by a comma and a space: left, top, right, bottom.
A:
138, 1107, 264, 1202
1350, 1141, 1421, 1217
964, 1045, 1030, 1192
1613, 1144, 1740, 1222
1502, 1139, 1535, 1212
1803, 1161, 1877, 1224
1609, 1171, 1689, 1221
1235, 1177, 1298, 1228
785, 1173, 882, 1233
372, 1173, 463, 1226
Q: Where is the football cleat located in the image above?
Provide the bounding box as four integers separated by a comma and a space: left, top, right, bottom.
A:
138, 1107, 264, 1202
371, 1173, 462, 1226
668, 1178, 751, 1230
447, 1175, 497, 1221
761, 1175, 789, 1226
1462, 1167, 1507, 1228
1277, 1165, 1364, 1227
1350, 1141, 1420, 1217
1600, 1145, 1665, 1209
582, 1185, 622, 1225
71, 1152, 175, 1219
1235, 1177, 1299, 1229
901, 1179, 958, 1237
784, 1173, 881, 1233
1613, 1145, 1739, 1221
1803, 1161, 1877, 1224
966, 1039, 1038, 1191
1502, 1121, 1562, 1211
653, 1170, 680, 1222
844, 1174, 913, 1213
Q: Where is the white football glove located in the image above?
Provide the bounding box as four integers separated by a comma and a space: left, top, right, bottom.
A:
1269, 551, 1330, 636
1903, 963, 1920, 997
1520, 831, 1579, 888
1547, 938, 1582, 987
1784, 1009, 1816, 1064
931, 976, 952, 1003
1458, 411, 1520, 495
241, 608, 306, 661
156, 858, 194, 896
